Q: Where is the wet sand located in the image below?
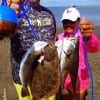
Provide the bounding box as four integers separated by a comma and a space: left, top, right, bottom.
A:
0, 26, 100, 100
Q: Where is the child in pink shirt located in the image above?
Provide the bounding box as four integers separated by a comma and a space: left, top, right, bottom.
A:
57, 7, 100, 100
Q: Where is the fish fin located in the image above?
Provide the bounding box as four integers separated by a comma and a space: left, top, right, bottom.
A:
21, 87, 30, 97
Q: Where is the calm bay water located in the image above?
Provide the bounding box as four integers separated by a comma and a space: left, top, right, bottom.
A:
48, 6, 100, 28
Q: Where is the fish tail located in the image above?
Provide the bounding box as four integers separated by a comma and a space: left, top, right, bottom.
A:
21, 87, 30, 97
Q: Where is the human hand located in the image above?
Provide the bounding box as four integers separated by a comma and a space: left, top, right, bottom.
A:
80, 17, 94, 39
0, 0, 25, 14
8, 0, 25, 14
8, 0, 20, 14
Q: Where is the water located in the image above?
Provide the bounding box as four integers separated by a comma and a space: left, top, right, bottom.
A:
48, 6, 100, 28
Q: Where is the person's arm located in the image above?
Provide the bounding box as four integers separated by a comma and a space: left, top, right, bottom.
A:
86, 33, 100, 53
80, 17, 100, 52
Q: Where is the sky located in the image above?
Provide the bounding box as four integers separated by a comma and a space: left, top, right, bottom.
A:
40, 0, 100, 7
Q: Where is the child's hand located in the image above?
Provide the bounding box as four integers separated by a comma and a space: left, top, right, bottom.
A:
80, 17, 94, 39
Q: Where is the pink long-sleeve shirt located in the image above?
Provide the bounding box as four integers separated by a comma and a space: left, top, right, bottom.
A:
57, 29, 100, 93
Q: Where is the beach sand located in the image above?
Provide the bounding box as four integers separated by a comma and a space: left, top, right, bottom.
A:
0, 26, 100, 100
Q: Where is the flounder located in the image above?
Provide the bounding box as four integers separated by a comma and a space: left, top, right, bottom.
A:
19, 41, 60, 100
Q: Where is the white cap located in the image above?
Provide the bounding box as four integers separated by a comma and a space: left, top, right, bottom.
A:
61, 7, 80, 22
